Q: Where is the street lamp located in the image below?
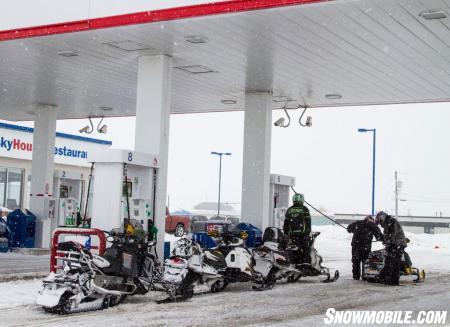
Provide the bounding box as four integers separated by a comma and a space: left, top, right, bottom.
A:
358, 128, 376, 216
211, 151, 232, 216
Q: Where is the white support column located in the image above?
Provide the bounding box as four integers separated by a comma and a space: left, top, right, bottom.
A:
135, 55, 172, 258
30, 106, 57, 248
241, 92, 272, 230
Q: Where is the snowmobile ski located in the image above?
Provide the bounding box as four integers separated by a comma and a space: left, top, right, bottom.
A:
321, 270, 339, 283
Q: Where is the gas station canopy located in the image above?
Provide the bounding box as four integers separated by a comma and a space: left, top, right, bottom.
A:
0, 0, 449, 121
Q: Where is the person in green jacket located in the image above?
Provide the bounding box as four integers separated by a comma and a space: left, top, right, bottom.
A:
283, 193, 312, 265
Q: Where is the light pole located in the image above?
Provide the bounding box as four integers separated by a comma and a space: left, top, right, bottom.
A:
211, 151, 232, 216
358, 128, 376, 216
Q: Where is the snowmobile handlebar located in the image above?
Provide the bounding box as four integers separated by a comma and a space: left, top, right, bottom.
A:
104, 230, 155, 250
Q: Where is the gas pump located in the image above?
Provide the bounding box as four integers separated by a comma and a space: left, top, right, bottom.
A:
89, 150, 158, 235
52, 170, 83, 231
269, 174, 295, 228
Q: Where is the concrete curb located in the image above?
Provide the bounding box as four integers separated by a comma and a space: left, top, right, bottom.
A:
11, 248, 50, 256
0, 272, 48, 283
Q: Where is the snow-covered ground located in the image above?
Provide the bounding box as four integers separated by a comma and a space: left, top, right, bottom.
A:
0, 225, 449, 327
0, 253, 49, 282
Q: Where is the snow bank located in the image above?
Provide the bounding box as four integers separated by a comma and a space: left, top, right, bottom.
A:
0, 279, 42, 309
404, 231, 450, 273
313, 224, 450, 275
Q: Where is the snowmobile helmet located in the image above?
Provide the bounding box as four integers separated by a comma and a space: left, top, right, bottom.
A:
293, 193, 304, 205
375, 211, 387, 225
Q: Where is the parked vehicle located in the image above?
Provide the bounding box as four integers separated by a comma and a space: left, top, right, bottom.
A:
37, 221, 193, 314
225, 216, 240, 229
190, 215, 208, 232
165, 207, 190, 237
363, 248, 425, 283
164, 238, 228, 293
252, 227, 339, 288
165, 230, 269, 294
208, 215, 226, 221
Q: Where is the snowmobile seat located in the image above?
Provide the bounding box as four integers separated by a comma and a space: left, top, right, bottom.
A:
57, 241, 84, 253
92, 254, 110, 269
204, 249, 227, 271
102, 246, 123, 275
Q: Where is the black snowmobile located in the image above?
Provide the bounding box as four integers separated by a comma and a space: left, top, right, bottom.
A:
363, 245, 425, 283
37, 221, 193, 314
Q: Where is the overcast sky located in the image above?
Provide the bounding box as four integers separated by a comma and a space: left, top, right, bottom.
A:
36, 101, 450, 217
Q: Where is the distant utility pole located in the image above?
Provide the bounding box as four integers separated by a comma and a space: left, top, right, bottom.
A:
395, 171, 399, 219
395, 171, 403, 219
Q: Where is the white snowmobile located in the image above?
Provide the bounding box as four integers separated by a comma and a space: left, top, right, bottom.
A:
164, 238, 228, 294
253, 227, 339, 287
164, 230, 269, 294
37, 223, 193, 314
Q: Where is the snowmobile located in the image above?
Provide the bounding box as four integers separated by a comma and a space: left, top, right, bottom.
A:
252, 227, 339, 287
164, 238, 228, 293
37, 221, 193, 314
363, 246, 425, 283
164, 230, 269, 294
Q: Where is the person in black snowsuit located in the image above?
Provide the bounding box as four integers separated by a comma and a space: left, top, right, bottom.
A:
283, 193, 311, 265
347, 216, 383, 280
375, 211, 407, 286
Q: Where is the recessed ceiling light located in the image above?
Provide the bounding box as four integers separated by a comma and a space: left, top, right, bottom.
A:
221, 99, 237, 105
185, 36, 209, 44
105, 41, 154, 52
36, 102, 57, 108
99, 106, 113, 112
420, 11, 447, 20
272, 96, 294, 103
325, 94, 342, 100
175, 65, 217, 74
58, 50, 79, 57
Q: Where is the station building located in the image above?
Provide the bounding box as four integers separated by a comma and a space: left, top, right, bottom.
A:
0, 121, 111, 213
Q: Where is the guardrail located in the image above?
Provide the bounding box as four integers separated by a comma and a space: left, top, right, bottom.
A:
50, 227, 106, 272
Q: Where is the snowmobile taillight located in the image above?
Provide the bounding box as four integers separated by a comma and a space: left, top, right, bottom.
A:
171, 257, 184, 264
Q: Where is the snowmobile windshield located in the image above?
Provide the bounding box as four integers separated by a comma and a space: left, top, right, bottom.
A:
120, 219, 146, 242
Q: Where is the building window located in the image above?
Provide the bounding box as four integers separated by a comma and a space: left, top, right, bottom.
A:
0, 167, 24, 210
0, 168, 6, 207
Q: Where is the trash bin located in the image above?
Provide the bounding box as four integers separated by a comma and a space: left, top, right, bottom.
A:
191, 232, 217, 249
164, 241, 171, 260
0, 217, 10, 252
6, 209, 36, 248
235, 223, 262, 248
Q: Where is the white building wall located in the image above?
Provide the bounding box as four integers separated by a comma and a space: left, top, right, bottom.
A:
435, 228, 450, 234
403, 226, 424, 234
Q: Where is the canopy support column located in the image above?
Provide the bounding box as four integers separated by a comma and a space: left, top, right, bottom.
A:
241, 92, 272, 230
135, 55, 172, 259
30, 105, 57, 248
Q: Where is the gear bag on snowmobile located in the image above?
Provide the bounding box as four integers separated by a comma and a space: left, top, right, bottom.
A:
262, 227, 289, 249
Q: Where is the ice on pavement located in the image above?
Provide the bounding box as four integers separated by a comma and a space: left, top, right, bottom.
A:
0, 225, 449, 326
